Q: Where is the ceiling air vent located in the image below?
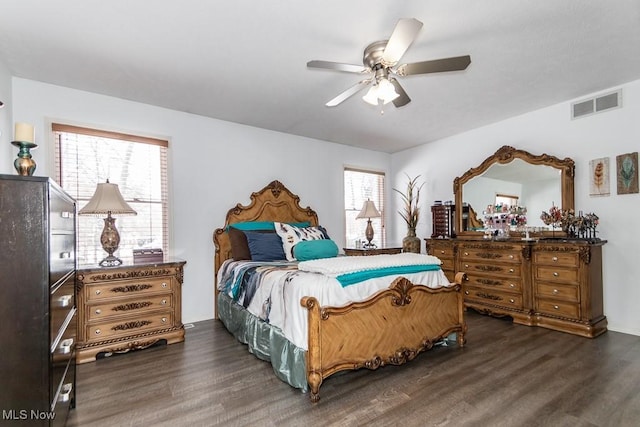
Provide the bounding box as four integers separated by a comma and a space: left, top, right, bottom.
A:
571, 89, 622, 119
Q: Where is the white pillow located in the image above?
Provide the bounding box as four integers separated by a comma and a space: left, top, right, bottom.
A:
274, 222, 326, 261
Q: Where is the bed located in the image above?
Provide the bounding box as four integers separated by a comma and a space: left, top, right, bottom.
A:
213, 180, 466, 402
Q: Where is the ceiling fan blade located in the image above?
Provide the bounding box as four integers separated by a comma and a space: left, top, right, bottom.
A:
397, 55, 471, 76
325, 79, 372, 107
389, 78, 411, 108
307, 60, 368, 74
381, 18, 423, 66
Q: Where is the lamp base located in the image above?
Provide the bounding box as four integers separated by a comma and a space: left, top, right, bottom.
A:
99, 255, 123, 267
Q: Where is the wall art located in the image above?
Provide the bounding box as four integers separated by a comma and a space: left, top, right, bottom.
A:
616, 152, 639, 195
589, 157, 610, 197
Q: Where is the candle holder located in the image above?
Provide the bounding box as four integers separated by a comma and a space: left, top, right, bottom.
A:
12, 140, 38, 176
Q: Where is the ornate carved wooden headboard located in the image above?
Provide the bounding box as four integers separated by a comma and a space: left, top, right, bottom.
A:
212, 180, 319, 312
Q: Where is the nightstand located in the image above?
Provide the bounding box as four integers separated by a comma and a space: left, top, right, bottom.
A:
76, 258, 186, 363
343, 247, 403, 256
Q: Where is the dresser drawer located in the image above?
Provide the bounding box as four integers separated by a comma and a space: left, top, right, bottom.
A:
464, 273, 522, 292
51, 311, 76, 402
535, 266, 578, 284
464, 286, 523, 309
536, 282, 579, 303
534, 251, 578, 267
49, 195, 75, 233
460, 261, 522, 277
440, 257, 455, 272
85, 277, 175, 302
536, 299, 580, 319
88, 293, 173, 321
51, 358, 75, 427
87, 311, 174, 341
51, 275, 76, 341
50, 233, 75, 285
429, 246, 454, 259
460, 247, 522, 263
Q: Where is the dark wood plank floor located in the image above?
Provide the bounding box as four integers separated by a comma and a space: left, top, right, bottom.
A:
67, 312, 640, 427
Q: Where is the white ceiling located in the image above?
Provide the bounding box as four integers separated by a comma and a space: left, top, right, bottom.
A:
1, 1, 639, 153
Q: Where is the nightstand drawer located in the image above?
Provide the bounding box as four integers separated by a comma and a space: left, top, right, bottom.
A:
87, 311, 174, 341
88, 294, 173, 321
85, 277, 174, 301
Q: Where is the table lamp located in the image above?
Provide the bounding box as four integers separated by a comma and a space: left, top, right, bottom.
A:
356, 199, 381, 248
79, 180, 137, 267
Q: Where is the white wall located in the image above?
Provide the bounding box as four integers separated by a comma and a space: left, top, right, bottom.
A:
391, 78, 640, 336
0, 60, 12, 174
12, 78, 391, 323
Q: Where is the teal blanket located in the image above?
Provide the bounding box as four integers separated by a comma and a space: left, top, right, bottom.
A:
336, 264, 441, 287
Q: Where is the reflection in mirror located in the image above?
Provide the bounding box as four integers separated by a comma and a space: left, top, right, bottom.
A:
463, 159, 562, 229
453, 146, 575, 237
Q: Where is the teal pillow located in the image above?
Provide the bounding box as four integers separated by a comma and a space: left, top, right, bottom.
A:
227, 221, 310, 231
294, 239, 339, 261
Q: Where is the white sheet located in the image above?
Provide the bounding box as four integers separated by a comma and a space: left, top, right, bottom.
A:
218, 260, 450, 350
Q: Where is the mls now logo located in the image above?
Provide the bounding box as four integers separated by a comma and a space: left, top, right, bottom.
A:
2, 410, 56, 420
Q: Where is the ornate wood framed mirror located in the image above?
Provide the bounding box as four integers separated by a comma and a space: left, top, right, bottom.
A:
453, 145, 575, 237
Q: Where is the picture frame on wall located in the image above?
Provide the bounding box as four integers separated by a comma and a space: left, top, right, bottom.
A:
616, 152, 639, 195
589, 157, 610, 197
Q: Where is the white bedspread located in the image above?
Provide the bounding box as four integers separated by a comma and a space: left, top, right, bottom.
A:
218, 258, 450, 350
298, 253, 442, 276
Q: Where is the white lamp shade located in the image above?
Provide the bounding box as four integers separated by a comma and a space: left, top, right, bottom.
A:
362, 79, 399, 106
356, 200, 381, 219
78, 181, 137, 216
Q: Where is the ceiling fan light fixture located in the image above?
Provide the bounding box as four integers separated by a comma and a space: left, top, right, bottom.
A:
362, 78, 399, 106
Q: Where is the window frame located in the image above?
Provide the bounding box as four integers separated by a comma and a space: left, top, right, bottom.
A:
344, 167, 386, 249
52, 123, 170, 265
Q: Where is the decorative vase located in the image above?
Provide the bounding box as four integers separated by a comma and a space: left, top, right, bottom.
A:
402, 228, 421, 253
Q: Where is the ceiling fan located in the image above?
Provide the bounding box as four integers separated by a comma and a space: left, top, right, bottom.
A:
307, 18, 471, 108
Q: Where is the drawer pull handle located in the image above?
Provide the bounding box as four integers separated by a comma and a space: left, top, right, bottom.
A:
554, 305, 560, 310
61, 211, 72, 218
161, 282, 168, 288
464, 290, 470, 295
161, 317, 167, 323
509, 255, 514, 259
464, 252, 469, 256
553, 289, 559, 294
509, 299, 515, 303
161, 299, 167, 305
464, 264, 469, 268
58, 383, 73, 403
552, 256, 558, 262
58, 338, 74, 354
509, 268, 514, 273
58, 294, 72, 307
95, 309, 102, 315
509, 283, 515, 288
95, 290, 101, 295
95, 329, 101, 335
59, 251, 71, 259
553, 272, 559, 277
440, 250, 445, 254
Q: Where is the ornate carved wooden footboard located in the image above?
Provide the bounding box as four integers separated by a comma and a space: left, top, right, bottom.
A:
302, 273, 466, 403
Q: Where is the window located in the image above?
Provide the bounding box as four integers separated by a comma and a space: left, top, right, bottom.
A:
344, 168, 385, 248
53, 123, 169, 265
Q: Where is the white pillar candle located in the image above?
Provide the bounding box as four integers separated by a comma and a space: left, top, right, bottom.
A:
15, 122, 35, 143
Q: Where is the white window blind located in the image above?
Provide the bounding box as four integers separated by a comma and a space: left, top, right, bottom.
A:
344, 168, 385, 248
53, 123, 169, 265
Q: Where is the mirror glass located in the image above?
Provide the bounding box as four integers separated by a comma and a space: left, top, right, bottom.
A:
462, 159, 562, 229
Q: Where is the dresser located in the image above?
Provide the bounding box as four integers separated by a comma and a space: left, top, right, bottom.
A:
343, 247, 403, 256
425, 238, 607, 337
0, 175, 77, 426
76, 259, 186, 363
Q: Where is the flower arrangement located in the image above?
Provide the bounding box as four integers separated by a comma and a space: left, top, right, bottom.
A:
393, 174, 424, 231
540, 204, 600, 240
